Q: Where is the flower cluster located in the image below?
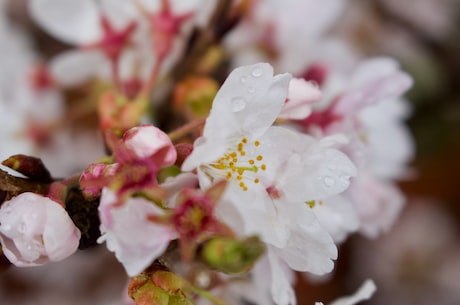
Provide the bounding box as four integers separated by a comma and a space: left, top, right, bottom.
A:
0, 1, 415, 304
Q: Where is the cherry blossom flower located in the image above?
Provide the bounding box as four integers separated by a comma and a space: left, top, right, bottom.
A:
182, 63, 357, 296
28, 0, 143, 86
0, 192, 81, 266
97, 188, 175, 276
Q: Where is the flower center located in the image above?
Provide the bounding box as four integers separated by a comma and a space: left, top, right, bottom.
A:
208, 137, 266, 191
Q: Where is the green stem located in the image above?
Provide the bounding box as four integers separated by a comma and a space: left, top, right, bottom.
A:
187, 285, 229, 305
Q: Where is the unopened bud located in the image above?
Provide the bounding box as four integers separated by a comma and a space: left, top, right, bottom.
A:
128, 270, 193, 305
2, 154, 52, 182
173, 77, 218, 120
201, 236, 265, 274
174, 143, 193, 168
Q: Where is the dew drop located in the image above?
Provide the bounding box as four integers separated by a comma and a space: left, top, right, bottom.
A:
2, 224, 11, 231
247, 86, 255, 94
231, 97, 246, 112
196, 271, 211, 288
18, 222, 26, 233
251, 67, 263, 78
26, 244, 32, 251
323, 176, 335, 187
240, 76, 247, 83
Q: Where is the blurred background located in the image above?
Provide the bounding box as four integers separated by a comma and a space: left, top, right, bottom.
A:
1, 0, 460, 304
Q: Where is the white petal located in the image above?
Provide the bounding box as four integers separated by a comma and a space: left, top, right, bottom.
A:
49, 50, 110, 86
98, 189, 174, 276
204, 63, 291, 140
181, 136, 227, 172
99, 0, 139, 29
286, 144, 357, 201
273, 203, 337, 275
329, 279, 376, 305
346, 174, 405, 239
29, 0, 102, 45
334, 58, 413, 114
267, 250, 297, 305
313, 195, 359, 243
279, 78, 321, 120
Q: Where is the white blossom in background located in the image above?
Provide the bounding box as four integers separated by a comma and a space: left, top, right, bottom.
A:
28, 0, 215, 87
225, 0, 350, 73
296, 57, 414, 240
0, 193, 80, 266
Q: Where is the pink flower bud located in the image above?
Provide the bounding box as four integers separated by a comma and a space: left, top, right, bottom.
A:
0, 192, 80, 266
279, 78, 322, 120
123, 124, 177, 166
80, 163, 119, 199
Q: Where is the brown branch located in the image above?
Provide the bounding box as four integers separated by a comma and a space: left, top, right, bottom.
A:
0, 169, 50, 203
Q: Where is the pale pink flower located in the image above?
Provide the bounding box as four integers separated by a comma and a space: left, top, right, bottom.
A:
122, 124, 176, 166
182, 63, 357, 304
0, 192, 80, 266
299, 57, 414, 239
345, 171, 404, 238
97, 188, 175, 276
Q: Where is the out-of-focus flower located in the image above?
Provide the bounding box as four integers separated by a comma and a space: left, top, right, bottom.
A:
97, 188, 175, 276
298, 57, 414, 239
0, 192, 80, 266
225, 0, 349, 72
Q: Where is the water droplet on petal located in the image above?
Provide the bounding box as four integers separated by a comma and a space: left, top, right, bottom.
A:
251, 67, 263, 78
240, 76, 247, 83
26, 244, 32, 251
248, 86, 255, 94
231, 97, 246, 112
2, 224, 11, 231
323, 176, 335, 187
18, 222, 26, 233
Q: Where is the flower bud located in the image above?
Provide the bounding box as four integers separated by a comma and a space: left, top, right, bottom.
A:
2, 154, 52, 182
174, 143, 193, 168
80, 163, 119, 199
201, 236, 266, 274
128, 270, 193, 305
0, 192, 81, 266
173, 76, 218, 120
123, 124, 177, 166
